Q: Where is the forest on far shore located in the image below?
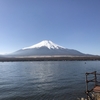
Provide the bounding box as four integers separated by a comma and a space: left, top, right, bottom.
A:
0, 56, 100, 62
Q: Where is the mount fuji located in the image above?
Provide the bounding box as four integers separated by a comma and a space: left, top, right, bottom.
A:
10, 40, 86, 56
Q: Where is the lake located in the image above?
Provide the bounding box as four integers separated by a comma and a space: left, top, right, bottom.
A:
0, 61, 100, 100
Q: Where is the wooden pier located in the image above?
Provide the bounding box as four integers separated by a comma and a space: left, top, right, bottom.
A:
85, 71, 100, 100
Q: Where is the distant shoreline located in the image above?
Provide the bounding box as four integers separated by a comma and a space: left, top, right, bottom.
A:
0, 56, 100, 62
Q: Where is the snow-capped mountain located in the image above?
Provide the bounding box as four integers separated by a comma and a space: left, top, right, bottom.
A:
22, 40, 65, 50
11, 40, 86, 56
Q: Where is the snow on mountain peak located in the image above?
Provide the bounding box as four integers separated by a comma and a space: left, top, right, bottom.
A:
22, 40, 65, 50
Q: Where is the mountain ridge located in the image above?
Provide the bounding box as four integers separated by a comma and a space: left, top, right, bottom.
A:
9, 40, 86, 56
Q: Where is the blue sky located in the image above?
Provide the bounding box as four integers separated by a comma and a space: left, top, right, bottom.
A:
0, 0, 100, 55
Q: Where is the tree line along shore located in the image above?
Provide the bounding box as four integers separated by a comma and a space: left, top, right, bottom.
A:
0, 56, 100, 62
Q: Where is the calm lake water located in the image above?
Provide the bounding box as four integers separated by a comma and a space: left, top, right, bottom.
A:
0, 61, 100, 100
